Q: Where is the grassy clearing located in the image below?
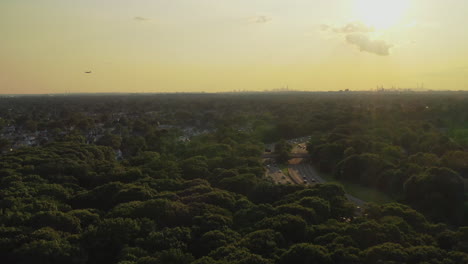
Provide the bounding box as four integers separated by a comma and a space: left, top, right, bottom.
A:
449, 128, 468, 145
319, 173, 394, 204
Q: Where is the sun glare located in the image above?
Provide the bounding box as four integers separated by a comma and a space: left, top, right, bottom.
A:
354, 0, 410, 29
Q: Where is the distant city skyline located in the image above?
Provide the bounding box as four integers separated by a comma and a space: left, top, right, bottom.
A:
1, 0, 468, 94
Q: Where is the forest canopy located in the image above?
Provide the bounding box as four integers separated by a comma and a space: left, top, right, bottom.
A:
0, 92, 467, 264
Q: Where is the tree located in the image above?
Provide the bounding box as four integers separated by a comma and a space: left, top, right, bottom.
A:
240, 229, 284, 258
274, 140, 292, 164
218, 173, 258, 195
23, 120, 38, 132
298, 197, 331, 223
362, 243, 408, 264
276, 203, 317, 224
15, 238, 86, 264
193, 213, 233, 233
30, 211, 81, 233
441, 151, 468, 178
195, 229, 240, 256
141, 227, 192, 252
335, 153, 393, 187
156, 249, 194, 264
408, 152, 440, 168
97, 132, 122, 150
181, 156, 210, 180
313, 143, 346, 173
82, 218, 141, 264
0, 137, 10, 152
404, 167, 465, 224
122, 136, 147, 157
208, 246, 273, 264
279, 243, 331, 264
257, 214, 307, 243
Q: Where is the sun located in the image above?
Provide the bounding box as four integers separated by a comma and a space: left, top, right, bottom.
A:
354, 0, 410, 29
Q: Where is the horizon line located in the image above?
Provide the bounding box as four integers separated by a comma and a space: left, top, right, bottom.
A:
2, 90, 468, 97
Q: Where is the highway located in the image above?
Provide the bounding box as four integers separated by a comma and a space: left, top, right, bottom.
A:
289, 161, 366, 207
264, 141, 366, 207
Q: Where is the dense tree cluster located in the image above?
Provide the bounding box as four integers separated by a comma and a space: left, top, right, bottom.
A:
1, 138, 466, 264
303, 95, 468, 225
274, 140, 292, 163
0, 93, 467, 263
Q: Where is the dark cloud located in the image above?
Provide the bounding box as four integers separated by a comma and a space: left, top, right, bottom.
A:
345, 33, 392, 56
249, 16, 272, 24
134, 16, 150, 22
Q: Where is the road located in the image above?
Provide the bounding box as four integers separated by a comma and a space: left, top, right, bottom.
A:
265, 165, 294, 184
264, 141, 366, 207
289, 160, 366, 207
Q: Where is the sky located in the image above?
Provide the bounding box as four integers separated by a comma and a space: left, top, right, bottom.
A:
1, 0, 468, 94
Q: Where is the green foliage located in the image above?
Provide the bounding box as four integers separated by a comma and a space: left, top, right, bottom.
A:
279, 243, 331, 264
181, 156, 209, 180
336, 153, 393, 187
82, 217, 141, 263
30, 211, 81, 233
1, 94, 468, 264
195, 229, 240, 256
404, 167, 465, 224
218, 173, 258, 195
257, 214, 307, 243
362, 243, 408, 264
441, 151, 468, 178
140, 227, 192, 251
240, 229, 285, 258
97, 132, 122, 150
274, 140, 292, 164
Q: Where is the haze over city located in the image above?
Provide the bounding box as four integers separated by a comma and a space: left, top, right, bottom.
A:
1, 0, 468, 94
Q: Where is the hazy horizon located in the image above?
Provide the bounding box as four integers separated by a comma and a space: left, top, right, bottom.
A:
2, 0, 468, 94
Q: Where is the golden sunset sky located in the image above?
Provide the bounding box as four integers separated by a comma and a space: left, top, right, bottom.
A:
1, 0, 467, 93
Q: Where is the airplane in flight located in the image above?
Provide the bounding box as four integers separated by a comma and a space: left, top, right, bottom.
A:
85, 71, 92, 74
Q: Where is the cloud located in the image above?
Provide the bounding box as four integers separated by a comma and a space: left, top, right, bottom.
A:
249, 16, 272, 24
321, 21, 374, 33
134, 16, 150, 22
335, 21, 374, 33
319, 24, 330, 31
346, 33, 392, 56
320, 21, 392, 56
